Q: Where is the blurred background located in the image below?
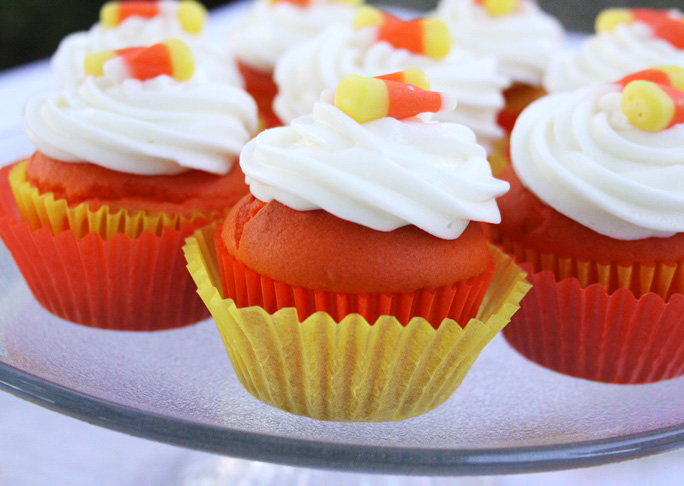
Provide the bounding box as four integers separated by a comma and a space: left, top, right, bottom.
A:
0, 0, 678, 71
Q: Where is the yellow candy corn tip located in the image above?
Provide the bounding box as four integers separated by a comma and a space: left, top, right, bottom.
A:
178, 1, 207, 34
100, 2, 119, 27
656, 64, 684, 92
421, 19, 451, 60
595, 8, 633, 33
84, 51, 117, 76
335, 75, 389, 124
402, 69, 430, 90
164, 38, 195, 81
354, 5, 384, 30
621, 80, 674, 132
482, 0, 519, 17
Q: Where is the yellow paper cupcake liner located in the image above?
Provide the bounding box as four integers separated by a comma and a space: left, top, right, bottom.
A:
184, 224, 531, 422
488, 137, 510, 176
9, 161, 221, 239
496, 231, 684, 299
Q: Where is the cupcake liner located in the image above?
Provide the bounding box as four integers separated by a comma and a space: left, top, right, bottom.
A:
214, 228, 496, 328
184, 224, 530, 422
488, 137, 510, 176
504, 266, 684, 384
497, 232, 684, 300
492, 230, 684, 383
497, 84, 547, 134
0, 163, 210, 330
9, 161, 219, 239
237, 61, 277, 112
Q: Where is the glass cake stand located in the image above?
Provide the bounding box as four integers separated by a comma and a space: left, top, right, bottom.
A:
1, 3, 683, 480
1, 245, 683, 477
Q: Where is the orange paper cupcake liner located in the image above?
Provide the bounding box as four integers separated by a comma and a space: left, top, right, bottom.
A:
215, 228, 496, 328
184, 224, 531, 421
0, 163, 210, 330
492, 230, 684, 383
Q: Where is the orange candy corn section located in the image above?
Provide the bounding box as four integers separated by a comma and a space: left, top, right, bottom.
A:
333, 71, 455, 124
376, 68, 430, 90
84, 39, 195, 82
353, 7, 451, 60
617, 65, 684, 91
596, 8, 684, 48
101, 1, 207, 34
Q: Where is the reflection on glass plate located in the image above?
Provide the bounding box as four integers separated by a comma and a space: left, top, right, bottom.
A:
1, 244, 683, 475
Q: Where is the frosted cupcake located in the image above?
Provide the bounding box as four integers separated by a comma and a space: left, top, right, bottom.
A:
544, 7, 684, 93
184, 71, 529, 421
434, 0, 563, 133
0, 40, 258, 330
495, 66, 684, 383
273, 7, 509, 153
434, 0, 563, 86
53, 0, 242, 86
228, 0, 362, 125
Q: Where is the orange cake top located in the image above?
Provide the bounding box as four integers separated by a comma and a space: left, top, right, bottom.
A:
221, 195, 492, 293
25, 151, 248, 215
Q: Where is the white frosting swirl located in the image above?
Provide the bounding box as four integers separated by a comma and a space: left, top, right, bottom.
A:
544, 18, 684, 93
273, 24, 509, 151
228, 0, 359, 73
25, 75, 258, 176
434, 0, 564, 86
511, 84, 684, 240
52, 12, 243, 86
242, 101, 509, 239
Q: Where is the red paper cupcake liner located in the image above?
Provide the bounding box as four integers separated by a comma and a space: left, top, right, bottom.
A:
504, 266, 684, 384
0, 165, 210, 330
214, 229, 496, 328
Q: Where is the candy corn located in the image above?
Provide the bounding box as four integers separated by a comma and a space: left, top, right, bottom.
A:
621, 80, 684, 132
618, 66, 684, 91
475, 0, 521, 17
353, 7, 451, 60
353, 5, 400, 30
101, 1, 207, 34
333, 72, 456, 124
376, 69, 430, 90
84, 38, 195, 81
595, 8, 684, 48
269, 0, 361, 6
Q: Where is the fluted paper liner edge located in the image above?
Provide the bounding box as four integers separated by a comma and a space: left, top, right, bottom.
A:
9, 161, 219, 240
184, 224, 531, 422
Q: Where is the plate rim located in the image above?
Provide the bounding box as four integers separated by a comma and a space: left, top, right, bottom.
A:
1, 358, 683, 476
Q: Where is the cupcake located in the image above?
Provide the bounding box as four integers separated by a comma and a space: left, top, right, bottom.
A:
184, 71, 529, 421
493, 67, 684, 383
433, 0, 564, 133
53, 0, 243, 86
544, 7, 684, 93
0, 39, 258, 330
273, 8, 510, 155
228, 0, 362, 126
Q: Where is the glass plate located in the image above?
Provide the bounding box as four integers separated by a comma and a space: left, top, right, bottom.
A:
1, 3, 683, 477
1, 245, 684, 476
